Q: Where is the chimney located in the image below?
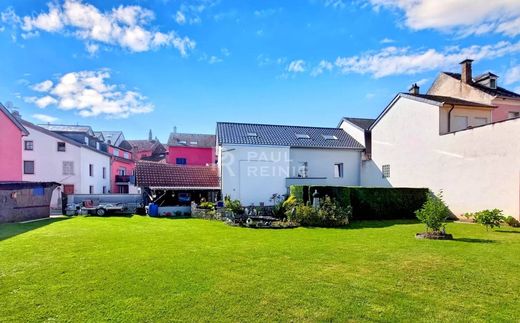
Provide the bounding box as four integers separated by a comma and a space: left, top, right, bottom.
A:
173, 126, 177, 134
409, 83, 419, 95
460, 59, 473, 84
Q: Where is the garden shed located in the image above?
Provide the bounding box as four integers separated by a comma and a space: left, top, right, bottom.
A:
0, 181, 60, 223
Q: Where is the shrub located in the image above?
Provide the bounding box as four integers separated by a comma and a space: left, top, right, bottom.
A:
504, 216, 520, 228
198, 201, 215, 210
415, 191, 450, 233
287, 196, 350, 227
224, 195, 244, 215
473, 209, 504, 231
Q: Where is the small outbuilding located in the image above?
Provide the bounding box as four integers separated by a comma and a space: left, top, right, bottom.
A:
0, 181, 60, 223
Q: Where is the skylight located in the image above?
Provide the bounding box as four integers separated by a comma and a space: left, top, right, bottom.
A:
295, 134, 310, 139
322, 134, 338, 140
190, 141, 198, 145
246, 132, 258, 137
179, 140, 187, 144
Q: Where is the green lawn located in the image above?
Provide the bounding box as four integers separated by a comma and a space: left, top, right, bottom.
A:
1, 216, 519, 322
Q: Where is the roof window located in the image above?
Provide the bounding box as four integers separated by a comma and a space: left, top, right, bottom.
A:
322, 134, 338, 140
246, 132, 258, 137
295, 134, 310, 139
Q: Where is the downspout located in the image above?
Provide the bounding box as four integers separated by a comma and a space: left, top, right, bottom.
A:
446, 104, 455, 133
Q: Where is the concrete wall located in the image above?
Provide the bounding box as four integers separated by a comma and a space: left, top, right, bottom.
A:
0, 111, 23, 181
339, 121, 365, 146
168, 146, 215, 165
364, 96, 520, 218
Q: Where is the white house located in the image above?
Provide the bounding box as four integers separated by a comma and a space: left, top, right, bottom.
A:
216, 122, 364, 205
340, 88, 520, 219
21, 120, 111, 209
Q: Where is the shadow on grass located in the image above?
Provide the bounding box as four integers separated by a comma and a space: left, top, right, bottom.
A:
0, 217, 70, 242
452, 237, 496, 243
495, 229, 520, 234
347, 219, 420, 230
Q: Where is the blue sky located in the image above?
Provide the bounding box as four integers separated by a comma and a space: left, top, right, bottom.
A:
1, 0, 519, 141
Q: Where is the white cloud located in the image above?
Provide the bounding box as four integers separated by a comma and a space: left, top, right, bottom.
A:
287, 60, 306, 73
2, 0, 195, 55
257, 54, 286, 67
504, 66, 520, 85
311, 60, 334, 76
415, 78, 429, 86
26, 70, 154, 118
32, 113, 59, 123
32, 80, 54, 92
254, 8, 282, 18
380, 38, 395, 44
322, 0, 347, 9
368, 0, 520, 37
334, 41, 520, 78
175, 11, 186, 24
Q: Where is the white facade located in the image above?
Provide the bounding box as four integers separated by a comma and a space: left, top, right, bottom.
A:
21, 123, 111, 202
359, 96, 520, 218
220, 144, 362, 205
338, 121, 366, 147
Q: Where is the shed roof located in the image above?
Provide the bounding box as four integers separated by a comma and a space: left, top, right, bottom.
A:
135, 161, 220, 189
339, 117, 375, 130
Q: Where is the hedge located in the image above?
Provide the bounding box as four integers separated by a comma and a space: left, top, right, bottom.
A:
291, 186, 428, 220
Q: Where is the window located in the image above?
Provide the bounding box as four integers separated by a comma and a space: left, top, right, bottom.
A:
113, 148, 119, 156
24, 140, 33, 151
124, 152, 129, 159
176, 158, 187, 165
295, 134, 310, 139
179, 140, 187, 144
89, 164, 94, 177
63, 161, 74, 175
323, 135, 338, 140
118, 168, 126, 176
453, 116, 468, 131
246, 132, 257, 137
190, 141, 198, 145
382, 164, 390, 178
89, 185, 94, 194
102, 167, 106, 179
102, 186, 107, 194
57, 142, 66, 152
334, 163, 344, 178
23, 161, 35, 174
489, 78, 496, 89
508, 111, 520, 119
84, 137, 89, 145
474, 117, 488, 126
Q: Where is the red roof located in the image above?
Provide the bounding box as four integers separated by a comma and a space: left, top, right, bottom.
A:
135, 161, 220, 189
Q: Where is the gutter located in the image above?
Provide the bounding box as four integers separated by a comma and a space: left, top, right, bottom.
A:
446, 103, 455, 133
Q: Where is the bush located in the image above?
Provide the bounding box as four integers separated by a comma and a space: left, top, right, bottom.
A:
224, 195, 244, 215
415, 191, 450, 233
198, 201, 215, 210
473, 209, 504, 231
287, 196, 350, 227
504, 216, 520, 227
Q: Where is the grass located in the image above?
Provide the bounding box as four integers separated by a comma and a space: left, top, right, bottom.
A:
1, 216, 519, 322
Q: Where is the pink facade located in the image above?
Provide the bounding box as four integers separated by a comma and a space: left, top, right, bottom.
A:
108, 146, 135, 193
0, 108, 27, 181
168, 146, 215, 165
491, 103, 520, 122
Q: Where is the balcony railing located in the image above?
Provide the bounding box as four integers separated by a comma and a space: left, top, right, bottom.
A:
115, 175, 135, 184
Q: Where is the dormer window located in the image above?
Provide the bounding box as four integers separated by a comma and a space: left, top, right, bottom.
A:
246, 132, 257, 137
489, 78, 496, 89
322, 134, 338, 140
179, 140, 187, 144
295, 134, 310, 139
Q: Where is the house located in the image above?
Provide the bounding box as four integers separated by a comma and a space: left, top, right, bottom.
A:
135, 161, 220, 215
21, 120, 111, 207
338, 117, 375, 158
95, 131, 126, 146
216, 122, 364, 206
127, 137, 167, 162
345, 86, 519, 218
107, 144, 138, 194
0, 104, 29, 181
428, 59, 520, 122
38, 124, 107, 152
167, 129, 216, 165
0, 181, 60, 223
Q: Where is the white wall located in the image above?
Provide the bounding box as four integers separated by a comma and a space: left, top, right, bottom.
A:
364, 97, 520, 218
220, 144, 290, 205
22, 125, 82, 190
290, 148, 361, 186
80, 148, 111, 195
339, 121, 365, 146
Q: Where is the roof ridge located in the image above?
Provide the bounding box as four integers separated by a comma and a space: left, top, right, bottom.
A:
216, 121, 342, 130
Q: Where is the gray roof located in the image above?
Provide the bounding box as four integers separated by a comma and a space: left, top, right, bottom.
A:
168, 133, 216, 148
0, 103, 29, 135
99, 131, 124, 144
339, 117, 375, 130
217, 122, 364, 149
403, 93, 496, 108
444, 72, 520, 98
39, 124, 95, 136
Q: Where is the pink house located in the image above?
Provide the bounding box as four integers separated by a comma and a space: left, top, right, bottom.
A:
0, 104, 28, 181
167, 132, 216, 166
107, 145, 136, 194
